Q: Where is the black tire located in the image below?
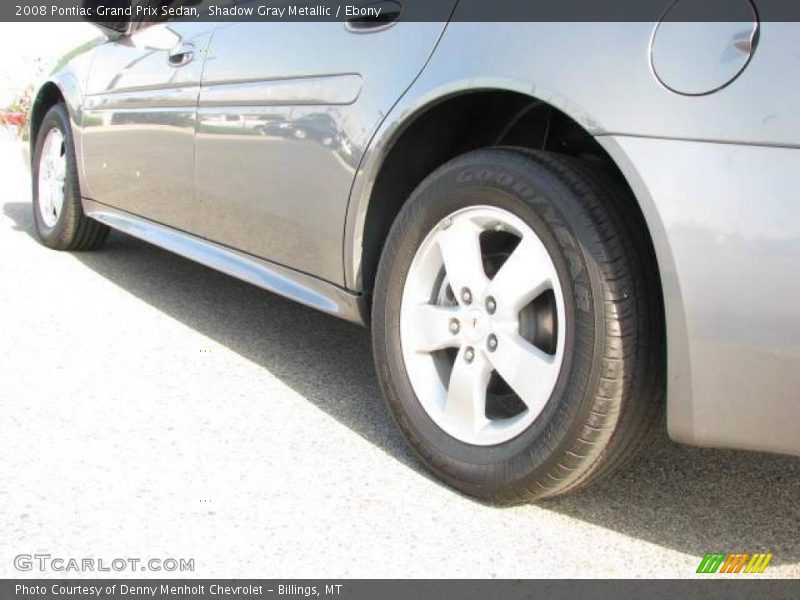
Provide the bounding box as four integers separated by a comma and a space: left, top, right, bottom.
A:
32, 103, 109, 251
372, 148, 665, 502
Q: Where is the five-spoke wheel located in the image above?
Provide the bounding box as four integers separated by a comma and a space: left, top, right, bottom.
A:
373, 148, 663, 502
400, 206, 565, 446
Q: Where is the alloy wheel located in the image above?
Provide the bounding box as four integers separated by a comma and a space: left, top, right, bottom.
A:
37, 128, 66, 228
400, 206, 566, 446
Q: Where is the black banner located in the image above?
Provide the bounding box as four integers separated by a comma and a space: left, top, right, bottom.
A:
3, 0, 800, 24
4, 580, 800, 600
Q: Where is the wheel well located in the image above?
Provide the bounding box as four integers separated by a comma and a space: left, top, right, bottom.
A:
29, 82, 65, 152
361, 91, 659, 301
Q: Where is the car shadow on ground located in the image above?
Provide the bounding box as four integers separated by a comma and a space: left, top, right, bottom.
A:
4, 200, 799, 565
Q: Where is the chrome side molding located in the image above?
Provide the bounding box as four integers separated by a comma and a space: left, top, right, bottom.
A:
198, 74, 364, 108
82, 199, 367, 325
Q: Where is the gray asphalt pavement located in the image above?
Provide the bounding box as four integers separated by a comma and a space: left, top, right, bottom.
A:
1, 137, 798, 578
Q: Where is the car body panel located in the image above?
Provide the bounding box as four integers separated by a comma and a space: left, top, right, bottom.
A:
192, 15, 455, 285
29, 36, 103, 178
600, 136, 800, 455
80, 22, 216, 230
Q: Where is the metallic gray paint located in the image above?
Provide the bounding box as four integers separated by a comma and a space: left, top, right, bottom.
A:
32, 15, 800, 456
600, 136, 800, 455
193, 18, 455, 283
81, 22, 216, 231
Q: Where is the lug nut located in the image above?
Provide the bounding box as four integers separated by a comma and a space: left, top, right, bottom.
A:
487, 334, 498, 352
464, 347, 475, 363
486, 296, 496, 314
461, 288, 473, 305
449, 318, 460, 334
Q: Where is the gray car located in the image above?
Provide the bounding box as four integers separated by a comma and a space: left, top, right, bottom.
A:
29, 1, 800, 502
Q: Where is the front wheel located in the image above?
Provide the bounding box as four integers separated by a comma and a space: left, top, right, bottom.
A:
372, 148, 664, 502
32, 103, 109, 251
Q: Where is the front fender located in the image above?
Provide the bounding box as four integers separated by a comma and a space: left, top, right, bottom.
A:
29, 37, 102, 177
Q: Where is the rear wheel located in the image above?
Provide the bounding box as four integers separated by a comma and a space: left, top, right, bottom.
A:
32, 104, 108, 251
372, 148, 664, 502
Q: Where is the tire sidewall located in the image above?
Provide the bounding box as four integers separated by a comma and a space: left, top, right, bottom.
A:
373, 150, 606, 493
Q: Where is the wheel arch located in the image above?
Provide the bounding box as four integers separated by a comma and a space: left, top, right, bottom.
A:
346, 82, 688, 433
29, 81, 66, 161
346, 84, 665, 298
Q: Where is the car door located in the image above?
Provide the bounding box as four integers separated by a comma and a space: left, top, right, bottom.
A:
81, 15, 216, 231
194, 1, 458, 285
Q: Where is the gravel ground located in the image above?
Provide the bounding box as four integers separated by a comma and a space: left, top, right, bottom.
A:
1, 136, 798, 578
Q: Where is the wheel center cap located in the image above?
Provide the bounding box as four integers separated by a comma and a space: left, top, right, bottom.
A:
463, 308, 488, 344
